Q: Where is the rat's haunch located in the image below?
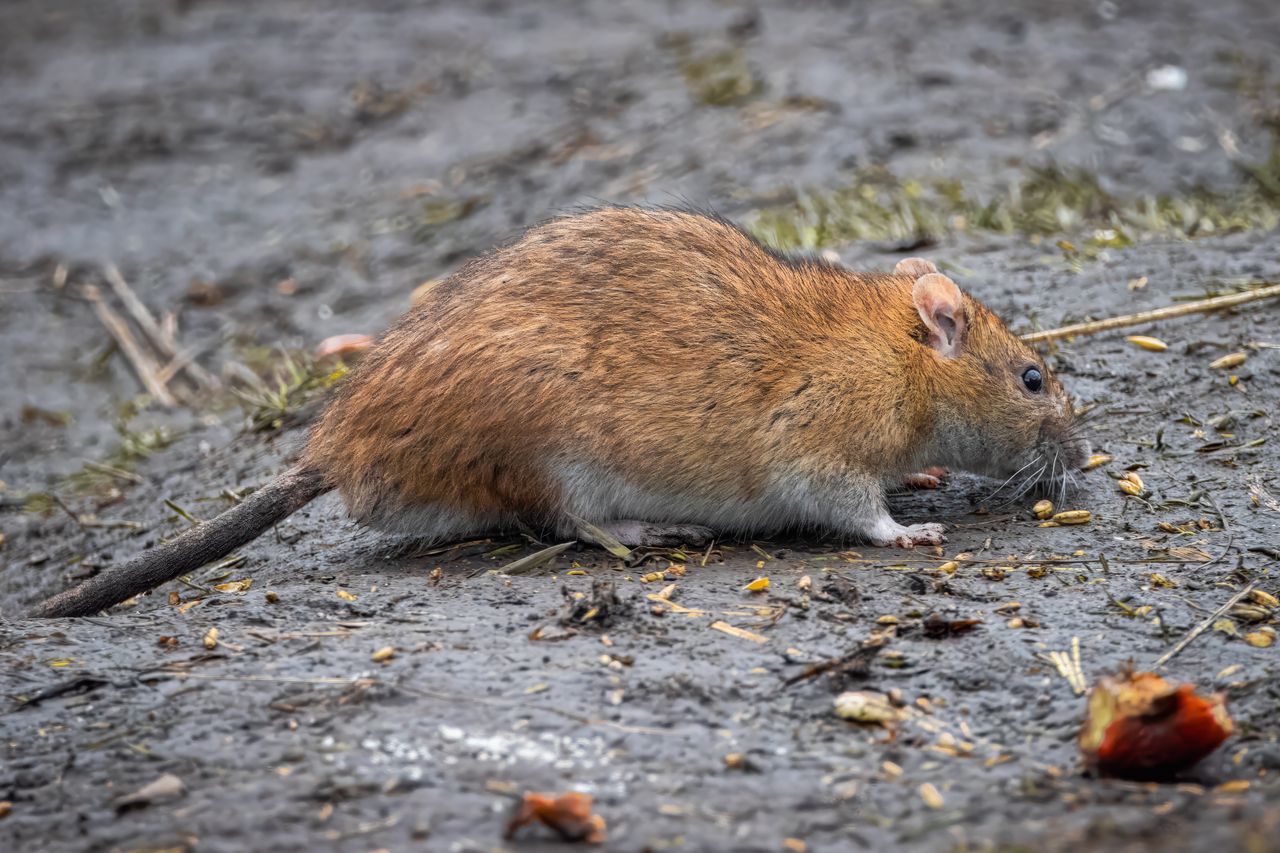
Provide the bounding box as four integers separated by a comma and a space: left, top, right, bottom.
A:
30, 208, 1087, 617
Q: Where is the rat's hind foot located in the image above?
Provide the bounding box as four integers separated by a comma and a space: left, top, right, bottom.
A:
901, 466, 949, 490
868, 518, 946, 549
597, 520, 715, 548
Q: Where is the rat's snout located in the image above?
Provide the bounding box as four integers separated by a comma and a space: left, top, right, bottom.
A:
1037, 408, 1090, 473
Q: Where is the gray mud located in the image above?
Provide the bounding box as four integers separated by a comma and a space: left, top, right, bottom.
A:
2, 1, 1279, 851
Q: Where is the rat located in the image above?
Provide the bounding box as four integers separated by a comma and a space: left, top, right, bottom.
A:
30, 207, 1088, 617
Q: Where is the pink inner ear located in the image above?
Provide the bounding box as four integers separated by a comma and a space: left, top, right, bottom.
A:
912, 273, 967, 357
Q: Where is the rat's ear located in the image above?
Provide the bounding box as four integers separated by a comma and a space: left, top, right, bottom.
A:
912, 273, 967, 358
894, 257, 938, 277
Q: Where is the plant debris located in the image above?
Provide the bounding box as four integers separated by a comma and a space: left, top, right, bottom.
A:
833, 690, 904, 725
115, 773, 185, 812
559, 580, 628, 628
504, 791, 606, 844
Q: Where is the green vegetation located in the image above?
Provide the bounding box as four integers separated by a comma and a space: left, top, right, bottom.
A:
57, 420, 175, 499
679, 46, 763, 107
749, 144, 1280, 253
232, 348, 350, 432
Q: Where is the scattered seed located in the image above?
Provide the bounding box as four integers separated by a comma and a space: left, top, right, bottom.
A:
1248, 590, 1279, 608
1032, 500, 1054, 519
1123, 471, 1145, 490
1052, 510, 1092, 525
203, 627, 219, 649
1209, 352, 1247, 370
745, 577, 770, 592
1083, 454, 1112, 471
937, 560, 959, 574
265, 591, 280, 604
919, 783, 944, 809
1127, 335, 1168, 352
1118, 479, 1143, 496
371, 646, 396, 663
1243, 627, 1276, 648
336, 589, 357, 602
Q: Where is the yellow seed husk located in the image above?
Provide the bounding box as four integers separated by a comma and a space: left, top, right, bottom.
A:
1052, 510, 1092, 524
202, 627, 219, 650
937, 561, 959, 574
745, 577, 770, 592
1123, 471, 1145, 490
1210, 352, 1247, 370
1033, 499, 1054, 519
1127, 335, 1168, 352
1232, 604, 1272, 623
371, 646, 396, 663
1118, 479, 1143, 496
1243, 629, 1275, 648
1082, 453, 1112, 471
1248, 589, 1279, 608
919, 783, 944, 809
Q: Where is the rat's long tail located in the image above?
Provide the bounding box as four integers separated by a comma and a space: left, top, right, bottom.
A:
28, 465, 331, 618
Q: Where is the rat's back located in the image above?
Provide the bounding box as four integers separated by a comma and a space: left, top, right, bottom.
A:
305, 208, 924, 540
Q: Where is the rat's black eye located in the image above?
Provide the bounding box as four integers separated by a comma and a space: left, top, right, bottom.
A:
1022, 367, 1043, 393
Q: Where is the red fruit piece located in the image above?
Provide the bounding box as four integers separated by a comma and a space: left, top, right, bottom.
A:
1079, 669, 1232, 779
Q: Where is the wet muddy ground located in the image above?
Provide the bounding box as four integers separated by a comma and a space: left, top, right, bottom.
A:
2, 1, 1280, 850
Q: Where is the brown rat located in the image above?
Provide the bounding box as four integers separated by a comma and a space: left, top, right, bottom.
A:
31, 207, 1087, 617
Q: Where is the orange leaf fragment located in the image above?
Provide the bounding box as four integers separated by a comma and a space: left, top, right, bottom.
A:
314, 334, 373, 359
504, 791, 606, 844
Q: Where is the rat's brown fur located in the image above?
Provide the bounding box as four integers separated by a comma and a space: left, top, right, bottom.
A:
31, 207, 1084, 617
305, 207, 1079, 541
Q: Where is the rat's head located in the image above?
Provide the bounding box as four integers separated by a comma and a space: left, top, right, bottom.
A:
897, 258, 1090, 495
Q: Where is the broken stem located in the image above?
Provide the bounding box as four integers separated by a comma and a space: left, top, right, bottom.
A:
83, 284, 178, 406
1152, 579, 1258, 670
1021, 282, 1280, 344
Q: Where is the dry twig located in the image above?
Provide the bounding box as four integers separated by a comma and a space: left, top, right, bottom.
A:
104, 264, 219, 390
82, 284, 177, 406
1152, 580, 1258, 670
1022, 283, 1280, 343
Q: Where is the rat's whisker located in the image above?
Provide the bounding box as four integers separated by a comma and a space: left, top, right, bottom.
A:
985, 458, 1039, 502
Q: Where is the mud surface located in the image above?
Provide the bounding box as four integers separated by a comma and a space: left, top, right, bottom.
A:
3, 1, 1280, 851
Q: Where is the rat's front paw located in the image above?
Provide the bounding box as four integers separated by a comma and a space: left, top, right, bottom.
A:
869, 521, 946, 548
